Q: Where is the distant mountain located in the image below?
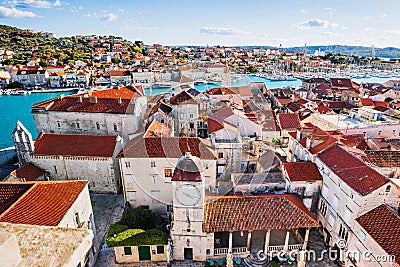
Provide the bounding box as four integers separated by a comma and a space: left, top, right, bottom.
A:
286, 45, 400, 58
242, 45, 400, 58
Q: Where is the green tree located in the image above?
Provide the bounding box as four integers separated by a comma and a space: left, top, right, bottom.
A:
118, 207, 162, 230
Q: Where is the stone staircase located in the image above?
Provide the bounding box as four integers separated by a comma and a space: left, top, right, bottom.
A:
242, 253, 270, 267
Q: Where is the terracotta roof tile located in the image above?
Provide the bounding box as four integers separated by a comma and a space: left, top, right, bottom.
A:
362, 150, 400, 168
356, 205, 400, 264
318, 145, 389, 195
0, 181, 88, 226
11, 164, 45, 181
32, 86, 142, 114
118, 134, 217, 160
170, 91, 197, 105
0, 184, 33, 214
277, 113, 301, 130
34, 133, 118, 157
360, 98, 374, 107
283, 162, 322, 182
203, 194, 319, 232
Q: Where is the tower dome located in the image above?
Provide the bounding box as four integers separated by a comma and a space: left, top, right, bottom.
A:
171, 152, 202, 181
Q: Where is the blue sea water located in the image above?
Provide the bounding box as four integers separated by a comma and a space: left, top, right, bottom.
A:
0, 76, 394, 149
0, 92, 73, 149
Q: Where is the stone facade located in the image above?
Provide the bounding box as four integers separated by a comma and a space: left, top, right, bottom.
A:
119, 157, 216, 215
32, 96, 147, 141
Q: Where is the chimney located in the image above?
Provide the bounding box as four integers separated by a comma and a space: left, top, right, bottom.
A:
78, 96, 83, 103
296, 129, 301, 140
59, 94, 64, 100
118, 97, 122, 104
306, 137, 312, 149
89, 96, 97, 104
185, 151, 192, 158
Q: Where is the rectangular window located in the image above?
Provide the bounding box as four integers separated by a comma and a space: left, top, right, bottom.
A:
151, 191, 160, 204
344, 207, 352, 223
333, 194, 339, 208
54, 165, 57, 174
125, 175, 134, 184
151, 161, 156, 168
327, 210, 336, 226
125, 161, 131, 168
359, 230, 366, 241
189, 113, 194, 119
157, 246, 164, 254
124, 247, 132, 255
57, 121, 61, 128
164, 168, 173, 178
152, 175, 157, 184
113, 124, 118, 131
218, 152, 224, 158
127, 191, 136, 201
76, 122, 80, 129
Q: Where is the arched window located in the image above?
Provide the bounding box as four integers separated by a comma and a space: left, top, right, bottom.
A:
96, 122, 100, 130
386, 185, 391, 193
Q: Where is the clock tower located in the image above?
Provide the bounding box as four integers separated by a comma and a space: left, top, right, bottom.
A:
170, 152, 209, 261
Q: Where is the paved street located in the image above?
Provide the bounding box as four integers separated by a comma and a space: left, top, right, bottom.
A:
91, 193, 126, 267
306, 229, 337, 267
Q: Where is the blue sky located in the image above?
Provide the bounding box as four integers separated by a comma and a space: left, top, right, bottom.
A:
1, 0, 400, 48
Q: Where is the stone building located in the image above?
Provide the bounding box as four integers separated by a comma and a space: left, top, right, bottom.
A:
13, 123, 123, 194
0, 180, 97, 266
31, 86, 147, 141
117, 135, 217, 216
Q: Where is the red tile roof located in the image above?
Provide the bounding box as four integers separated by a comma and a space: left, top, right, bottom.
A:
331, 78, 353, 88
283, 162, 322, 182
169, 91, 197, 105
208, 107, 235, 133
0, 184, 33, 214
118, 134, 217, 160
318, 145, 389, 196
356, 205, 400, 264
32, 86, 142, 114
277, 113, 301, 130
34, 133, 118, 157
203, 194, 319, 232
11, 164, 45, 181
360, 98, 374, 107
0, 181, 88, 226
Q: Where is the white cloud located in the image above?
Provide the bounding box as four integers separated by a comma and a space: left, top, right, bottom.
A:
101, 13, 117, 22
342, 26, 349, 30
297, 19, 338, 30
325, 7, 336, 11
364, 27, 373, 32
385, 29, 400, 34
117, 8, 124, 13
200, 27, 250, 36
5, 0, 57, 8
121, 23, 156, 31
300, 9, 306, 14
381, 13, 387, 18
0, 5, 40, 17
322, 32, 338, 36
78, 5, 82, 10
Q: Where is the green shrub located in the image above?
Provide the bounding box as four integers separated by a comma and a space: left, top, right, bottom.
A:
118, 207, 162, 230
106, 224, 129, 238
106, 228, 167, 247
